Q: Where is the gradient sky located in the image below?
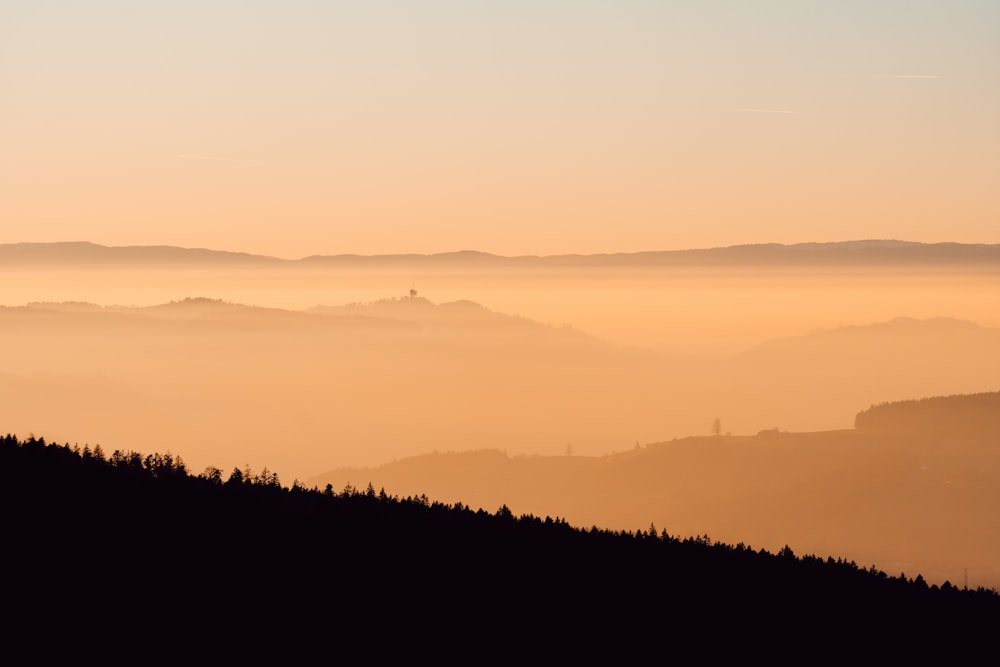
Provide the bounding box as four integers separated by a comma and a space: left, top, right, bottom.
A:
2, 1, 998, 258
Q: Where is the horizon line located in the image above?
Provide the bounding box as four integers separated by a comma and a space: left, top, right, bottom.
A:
4, 238, 998, 262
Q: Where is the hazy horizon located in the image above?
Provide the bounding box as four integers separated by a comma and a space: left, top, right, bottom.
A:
3, 2, 998, 256
3, 239, 998, 356
4, 237, 1000, 260
2, 257, 997, 475
2, 2, 998, 603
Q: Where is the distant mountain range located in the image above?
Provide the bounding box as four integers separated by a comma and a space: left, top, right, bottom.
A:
3, 240, 999, 267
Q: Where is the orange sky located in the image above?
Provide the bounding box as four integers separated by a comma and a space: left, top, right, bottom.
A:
2, 1, 998, 258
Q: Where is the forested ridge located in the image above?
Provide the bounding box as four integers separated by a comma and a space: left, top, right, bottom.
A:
3, 434, 997, 661
855, 390, 1000, 434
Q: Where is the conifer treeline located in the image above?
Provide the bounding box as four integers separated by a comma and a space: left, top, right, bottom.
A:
2, 433, 997, 660
855, 390, 1000, 433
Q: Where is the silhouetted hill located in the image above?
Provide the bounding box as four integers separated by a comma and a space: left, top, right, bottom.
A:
3, 296, 528, 333
3, 294, 997, 484
3, 295, 617, 343
723, 317, 1000, 430
296, 239, 1000, 266
739, 316, 1000, 361
856, 391, 1000, 436
3, 434, 997, 660
3, 239, 999, 267
0, 241, 284, 266
309, 295, 602, 339
22, 300, 106, 313
0, 294, 659, 480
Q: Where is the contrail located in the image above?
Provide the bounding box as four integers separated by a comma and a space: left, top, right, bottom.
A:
880, 74, 942, 79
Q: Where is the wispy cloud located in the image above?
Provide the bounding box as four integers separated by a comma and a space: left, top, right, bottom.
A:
880, 74, 942, 79
176, 153, 245, 162
741, 108, 798, 114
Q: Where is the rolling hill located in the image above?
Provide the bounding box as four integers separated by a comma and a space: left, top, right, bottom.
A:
310, 392, 1000, 591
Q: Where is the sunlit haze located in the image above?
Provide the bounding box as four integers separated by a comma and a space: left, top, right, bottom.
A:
2, 2, 999, 595
2, 1, 998, 257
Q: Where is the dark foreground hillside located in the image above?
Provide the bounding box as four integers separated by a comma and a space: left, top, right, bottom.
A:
3, 435, 997, 662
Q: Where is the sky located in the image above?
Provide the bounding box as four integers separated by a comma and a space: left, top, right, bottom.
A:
2, 1, 998, 258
